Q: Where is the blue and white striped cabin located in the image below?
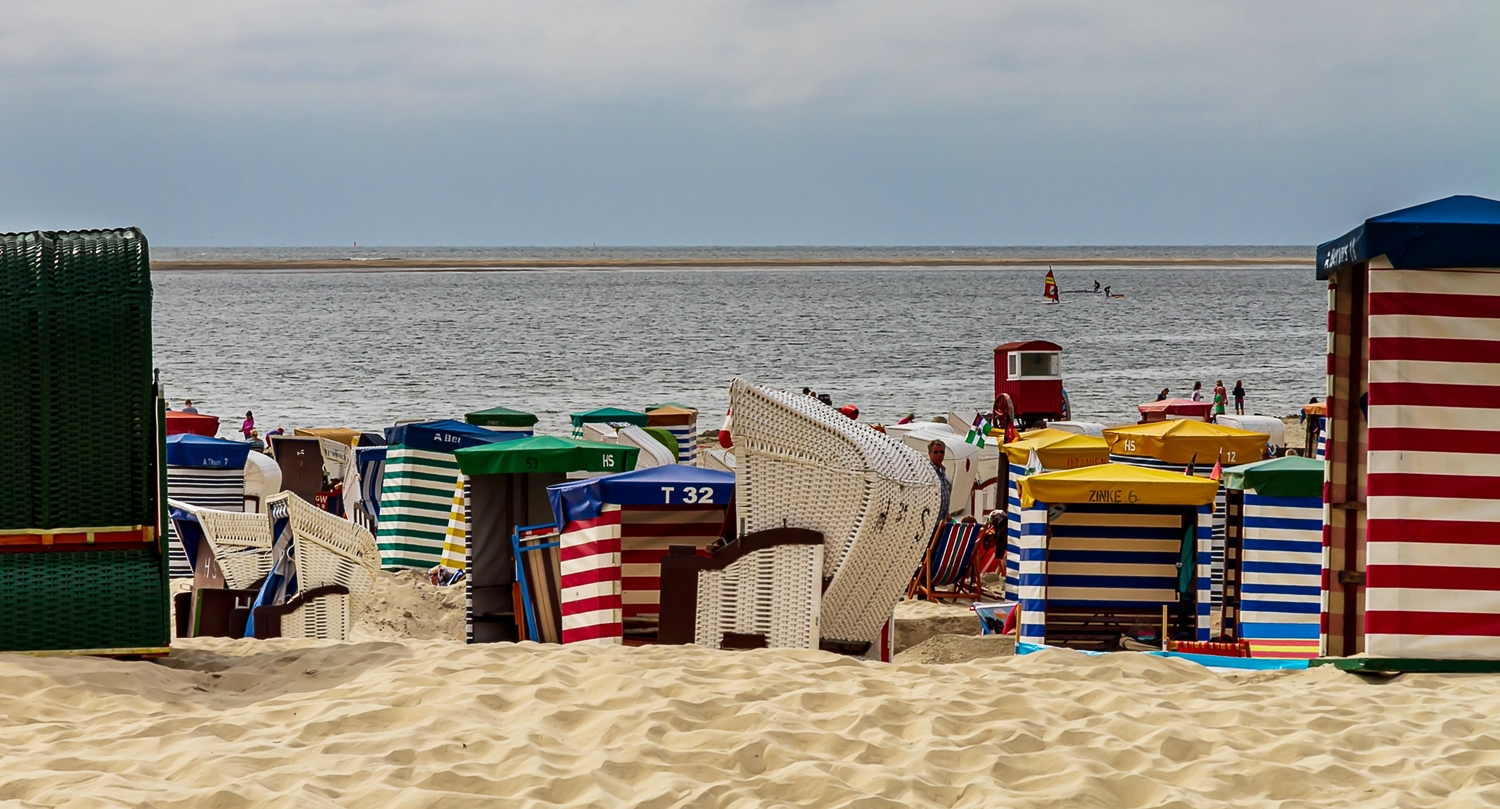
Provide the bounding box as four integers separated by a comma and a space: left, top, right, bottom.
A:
1109, 453, 1227, 612
1018, 501, 1212, 647
1229, 492, 1323, 658
1005, 462, 1025, 601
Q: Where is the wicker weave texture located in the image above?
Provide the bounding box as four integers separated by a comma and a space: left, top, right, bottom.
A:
0, 229, 154, 531
0, 550, 168, 651
173, 500, 275, 591
272, 493, 380, 627
728, 379, 939, 647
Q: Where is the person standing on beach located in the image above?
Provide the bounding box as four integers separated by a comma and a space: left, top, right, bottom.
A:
928, 440, 952, 527
1233, 380, 1246, 415
1212, 381, 1227, 421
241, 411, 255, 440
1191, 382, 1203, 402
182, 399, 198, 414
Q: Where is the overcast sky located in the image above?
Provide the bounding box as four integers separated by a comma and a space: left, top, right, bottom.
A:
1, 2, 1496, 246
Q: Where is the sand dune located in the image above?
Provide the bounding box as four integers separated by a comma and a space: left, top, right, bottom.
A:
4, 637, 1499, 807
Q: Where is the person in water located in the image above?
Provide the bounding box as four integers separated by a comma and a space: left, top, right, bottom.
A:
1156, 388, 1170, 402
1104, 285, 1112, 297
1093, 280, 1101, 293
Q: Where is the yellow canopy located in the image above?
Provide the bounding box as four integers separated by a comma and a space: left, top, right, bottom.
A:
1102, 419, 1268, 466
294, 427, 362, 446
1018, 463, 1220, 508
1003, 429, 1110, 469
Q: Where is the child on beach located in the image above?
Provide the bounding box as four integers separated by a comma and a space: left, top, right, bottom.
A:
1212, 381, 1226, 420
1190, 382, 1203, 402
1233, 380, 1246, 415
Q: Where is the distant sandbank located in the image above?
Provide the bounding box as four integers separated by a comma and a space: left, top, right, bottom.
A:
151, 255, 1314, 272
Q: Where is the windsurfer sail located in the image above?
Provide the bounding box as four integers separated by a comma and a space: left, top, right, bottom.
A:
1044, 269, 1060, 303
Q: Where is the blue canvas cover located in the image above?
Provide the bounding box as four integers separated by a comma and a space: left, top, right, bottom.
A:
354, 446, 388, 521
1317, 195, 1500, 279
384, 419, 516, 453
165, 433, 252, 469
548, 465, 734, 528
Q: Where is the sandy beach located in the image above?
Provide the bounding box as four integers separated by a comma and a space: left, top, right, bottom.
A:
3, 630, 1496, 807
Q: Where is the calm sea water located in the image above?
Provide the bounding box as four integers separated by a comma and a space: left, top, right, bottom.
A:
150, 247, 1324, 437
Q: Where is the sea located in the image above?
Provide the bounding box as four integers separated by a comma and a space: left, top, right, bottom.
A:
151, 246, 1323, 437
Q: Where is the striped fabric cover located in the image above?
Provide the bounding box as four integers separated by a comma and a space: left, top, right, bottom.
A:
1314, 417, 1327, 461
620, 505, 721, 621
1018, 502, 1211, 645
663, 424, 698, 464
1110, 453, 1228, 611
1238, 492, 1322, 658
1005, 463, 1025, 601
376, 445, 462, 569
928, 522, 984, 586
166, 467, 245, 579
439, 476, 468, 574
559, 504, 624, 644
1363, 267, 1500, 659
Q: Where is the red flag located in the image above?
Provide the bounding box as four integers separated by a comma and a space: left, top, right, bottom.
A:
1043, 269, 1059, 302
1209, 451, 1223, 481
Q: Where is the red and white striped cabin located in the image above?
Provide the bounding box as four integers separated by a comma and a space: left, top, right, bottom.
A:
1317, 195, 1500, 659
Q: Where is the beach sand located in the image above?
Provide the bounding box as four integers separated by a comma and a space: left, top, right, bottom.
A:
4, 636, 1499, 807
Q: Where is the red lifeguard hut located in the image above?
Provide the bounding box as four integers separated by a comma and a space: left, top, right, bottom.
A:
994, 340, 1065, 429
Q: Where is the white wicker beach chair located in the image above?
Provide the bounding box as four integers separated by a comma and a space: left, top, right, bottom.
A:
258, 492, 381, 640
705, 379, 940, 654
693, 537, 825, 650
168, 498, 275, 591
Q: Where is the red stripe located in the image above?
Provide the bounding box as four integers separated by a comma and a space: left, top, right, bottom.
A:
1370, 291, 1500, 320
558, 538, 619, 561
560, 567, 620, 589
1366, 611, 1500, 637
1367, 519, 1500, 546
620, 523, 722, 539
621, 576, 661, 591
1369, 337, 1500, 365
1368, 381, 1500, 409
1369, 427, 1500, 454
1367, 473, 1500, 499
562, 511, 621, 534
563, 593, 621, 615
621, 549, 667, 565
562, 623, 623, 643
1367, 565, 1500, 590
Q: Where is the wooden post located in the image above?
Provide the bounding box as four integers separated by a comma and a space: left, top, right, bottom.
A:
1161, 604, 1168, 651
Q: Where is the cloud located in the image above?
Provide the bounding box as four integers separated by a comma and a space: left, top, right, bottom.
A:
0, 1, 1496, 244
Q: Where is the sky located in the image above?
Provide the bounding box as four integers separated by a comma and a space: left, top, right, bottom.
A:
1, 1, 1496, 246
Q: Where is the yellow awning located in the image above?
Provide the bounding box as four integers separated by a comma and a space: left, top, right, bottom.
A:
1004, 429, 1110, 469
294, 427, 362, 446
1102, 419, 1268, 466
1018, 463, 1220, 508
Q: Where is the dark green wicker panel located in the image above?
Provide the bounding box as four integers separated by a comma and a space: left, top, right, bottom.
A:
0, 550, 168, 651
0, 228, 154, 531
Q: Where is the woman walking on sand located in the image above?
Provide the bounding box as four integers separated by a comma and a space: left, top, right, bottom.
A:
1233, 380, 1246, 415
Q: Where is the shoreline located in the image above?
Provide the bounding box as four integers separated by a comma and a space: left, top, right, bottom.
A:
151, 256, 1314, 272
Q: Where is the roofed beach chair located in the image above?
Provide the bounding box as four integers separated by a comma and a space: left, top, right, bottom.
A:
168, 499, 275, 591
907, 520, 985, 602
691, 379, 939, 657
251, 492, 380, 640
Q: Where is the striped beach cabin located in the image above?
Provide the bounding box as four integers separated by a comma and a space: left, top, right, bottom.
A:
165, 434, 252, 579
451, 436, 638, 644
570, 407, 649, 439
1103, 420, 1269, 618
464, 405, 538, 436
1002, 428, 1110, 602
375, 420, 519, 569
1222, 456, 1325, 658
1015, 463, 1217, 648
549, 465, 732, 644
1317, 195, 1500, 661
646, 405, 699, 464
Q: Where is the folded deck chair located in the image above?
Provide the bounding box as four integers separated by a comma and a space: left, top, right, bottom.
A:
513, 523, 563, 643
907, 521, 985, 602
696, 379, 940, 656
251, 492, 381, 640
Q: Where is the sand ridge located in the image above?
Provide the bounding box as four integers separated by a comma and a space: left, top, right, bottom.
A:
3, 638, 1499, 807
